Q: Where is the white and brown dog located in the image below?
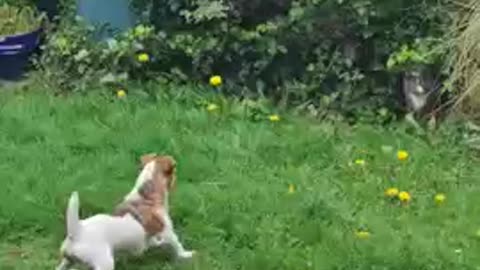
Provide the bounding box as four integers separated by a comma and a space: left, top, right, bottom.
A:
56, 154, 194, 270
120, 154, 195, 259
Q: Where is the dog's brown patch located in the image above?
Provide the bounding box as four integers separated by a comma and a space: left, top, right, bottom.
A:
114, 154, 177, 235
141, 154, 176, 191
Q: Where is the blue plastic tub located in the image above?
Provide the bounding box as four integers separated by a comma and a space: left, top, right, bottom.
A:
76, 0, 136, 39
0, 29, 41, 81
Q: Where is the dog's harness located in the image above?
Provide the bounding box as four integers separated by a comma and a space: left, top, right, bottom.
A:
113, 201, 145, 226
114, 181, 165, 234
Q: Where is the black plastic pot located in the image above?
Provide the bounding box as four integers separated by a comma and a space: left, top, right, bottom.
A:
0, 29, 41, 81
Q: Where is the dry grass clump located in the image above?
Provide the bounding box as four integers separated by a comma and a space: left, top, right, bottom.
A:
448, 0, 480, 119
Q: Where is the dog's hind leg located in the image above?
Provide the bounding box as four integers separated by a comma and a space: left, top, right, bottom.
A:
84, 246, 114, 270
92, 256, 114, 270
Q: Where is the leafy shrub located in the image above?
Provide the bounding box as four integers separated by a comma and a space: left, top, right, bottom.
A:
36, 21, 166, 91
0, 4, 44, 36
37, 0, 451, 121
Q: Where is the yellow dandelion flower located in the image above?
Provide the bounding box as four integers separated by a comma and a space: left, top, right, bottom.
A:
385, 187, 399, 198
354, 159, 366, 166
137, 53, 150, 63
288, 184, 295, 194
206, 103, 219, 112
209, 75, 222, 87
268, 114, 281, 122
434, 193, 446, 205
355, 230, 370, 239
398, 191, 411, 203
397, 150, 409, 161
116, 89, 126, 98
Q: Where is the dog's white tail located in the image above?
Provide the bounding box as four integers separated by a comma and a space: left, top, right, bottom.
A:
66, 191, 80, 240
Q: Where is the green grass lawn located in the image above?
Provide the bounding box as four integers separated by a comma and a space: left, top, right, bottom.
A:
0, 89, 479, 269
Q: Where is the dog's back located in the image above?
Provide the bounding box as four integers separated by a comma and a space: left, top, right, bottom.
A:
82, 215, 146, 247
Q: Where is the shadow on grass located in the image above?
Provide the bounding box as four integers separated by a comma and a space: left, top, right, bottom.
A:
117, 245, 199, 270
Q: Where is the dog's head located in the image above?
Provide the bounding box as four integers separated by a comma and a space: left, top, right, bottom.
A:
139, 153, 177, 191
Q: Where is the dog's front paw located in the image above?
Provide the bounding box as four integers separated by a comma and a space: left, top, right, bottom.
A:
178, 250, 196, 259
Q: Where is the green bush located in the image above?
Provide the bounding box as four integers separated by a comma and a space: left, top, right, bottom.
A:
37, 0, 451, 121
37, 21, 165, 90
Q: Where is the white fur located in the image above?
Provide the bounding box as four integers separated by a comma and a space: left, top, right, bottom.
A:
56, 192, 157, 270
124, 161, 157, 202
56, 160, 194, 270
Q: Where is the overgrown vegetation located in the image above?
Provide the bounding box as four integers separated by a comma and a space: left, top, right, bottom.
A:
34, 0, 451, 122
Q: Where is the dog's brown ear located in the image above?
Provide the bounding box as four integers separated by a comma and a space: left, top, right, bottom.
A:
140, 153, 157, 167
168, 175, 177, 191
157, 155, 177, 190
157, 155, 176, 175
